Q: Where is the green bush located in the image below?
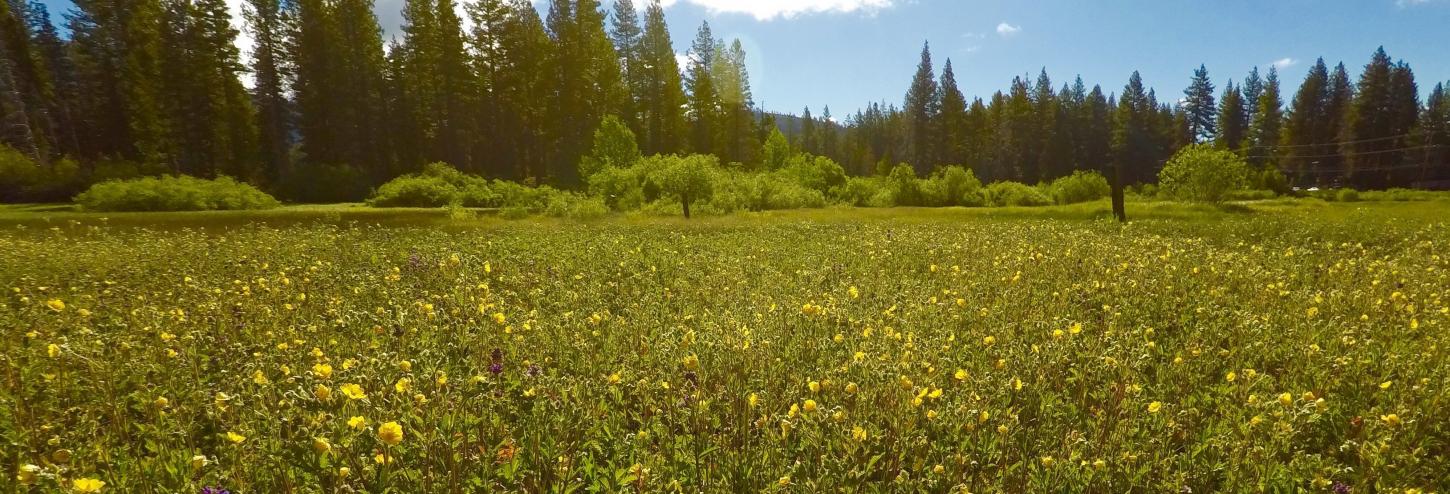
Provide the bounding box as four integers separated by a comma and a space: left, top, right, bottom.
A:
1335, 189, 1361, 202
74, 175, 280, 211
367, 163, 505, 208
1048, 170, 1111, 204
367, 175, 459, 207
578, 115, 642, 181
933, 166, 986, 207
985, 181, 1053, 207
887, 164, 922, 206
658, 154, 716, 218
1158, 144, 1250, 203
0, 145, 88, 202
544, 193, 610, 220
1223, 189, 1278, 201
780, 154, 847, 194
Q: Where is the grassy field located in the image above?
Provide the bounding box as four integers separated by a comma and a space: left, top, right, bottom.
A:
2, 199, 1447, 492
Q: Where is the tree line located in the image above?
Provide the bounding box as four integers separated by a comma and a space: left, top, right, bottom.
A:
821, 44, 1450, 191
0, 0, 1445, 202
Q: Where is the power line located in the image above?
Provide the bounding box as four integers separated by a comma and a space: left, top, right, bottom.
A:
1243, 133, 1417, 151
1285, 162, 1441, 174
1246, 144, 1444, 161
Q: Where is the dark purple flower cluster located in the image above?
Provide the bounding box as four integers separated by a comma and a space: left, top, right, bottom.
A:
201, 488, 232, 494
1332, 482, 1351, 494
488, 348, 504, 375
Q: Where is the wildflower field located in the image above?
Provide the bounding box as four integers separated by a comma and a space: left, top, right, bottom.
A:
2, 201, 1447, 493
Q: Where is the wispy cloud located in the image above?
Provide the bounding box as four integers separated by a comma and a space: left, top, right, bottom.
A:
1396, 0, 1433, 7
1271, 57, 1299, 69
668, 0, 896, 21
996, 22, 1021, 37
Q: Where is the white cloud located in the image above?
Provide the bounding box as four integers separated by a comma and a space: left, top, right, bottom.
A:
995, 22, 1020, 37
670, 0, 895, 21
1271, 57, 1299, 69
1396, 0, 1432, 6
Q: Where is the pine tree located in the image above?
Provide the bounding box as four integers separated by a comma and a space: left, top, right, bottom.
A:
1109, 72, 1155, 222
1345, 47, 1417, 189
470, 0, 553, 179
0, 0, 47, 161
1284, 58, 1330, 183
1242, 67, 1263, 124
936, 59, 968, 167
902, 41, 937, 174
1001, 76, 1034, 181
1216, 81, 1246, 152
245, 0, 291, 182
547, 0, 624, 185
1031, 68, 1060, 180
1082, 85, 1113, 172
1182, 64, 1216, 143
22, 1, 78, 157
713, 39, 756, 164
0, 0, 62, 162
1249, 66, 1283, 168
1322, 62, 1355, 178
69, 0, 172, 163
1057, 77, 1088, 172
636, 0, 684, 155
684, 20, 718, 156
1113, 71, 1156, 193
397, 0, 475, 169
1419, 82, 1449, 184
799, 106, 817, 155
609, 0, 644, 135
820, 105, 838, 160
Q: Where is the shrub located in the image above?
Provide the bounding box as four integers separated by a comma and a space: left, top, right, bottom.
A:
578, 115, 642, 181
587, 165, 647, 211
887, 164, 922, 206
832, 177, 891, 207
657, 154, 716, 218
1048, 170, 1111, 204
761, 128, 792, 171
367, 163, 504, 208
985, 181, 1053, 207
75, 175, 280, 211
1158, 144, 1250, 203
935, 166, 986, 207
0, 146, 89, 202
544, 193, 610, 220
780, 154, 847, 194
1254, 167, 1291, 196
1223, 189, 1277, 201
1335, 189, 1361, 202
367, 175, 458, 207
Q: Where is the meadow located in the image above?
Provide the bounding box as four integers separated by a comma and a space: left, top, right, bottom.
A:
1, 199, 1447, 493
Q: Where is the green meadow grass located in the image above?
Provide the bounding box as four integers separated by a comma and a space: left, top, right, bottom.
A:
1, 198, 1446, 492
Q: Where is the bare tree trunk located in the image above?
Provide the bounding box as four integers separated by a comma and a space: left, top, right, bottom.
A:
1111, 162, 1126, 222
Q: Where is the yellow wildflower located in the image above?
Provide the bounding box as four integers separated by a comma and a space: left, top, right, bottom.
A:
378, 421, 404, 445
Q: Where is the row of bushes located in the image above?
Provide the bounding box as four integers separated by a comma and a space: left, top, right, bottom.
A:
74, 175, 280, 212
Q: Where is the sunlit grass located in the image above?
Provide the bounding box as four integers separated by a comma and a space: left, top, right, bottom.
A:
1, 200, 1446, 491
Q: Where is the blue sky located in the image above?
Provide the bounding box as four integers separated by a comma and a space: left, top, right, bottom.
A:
38, 0, 1450, 119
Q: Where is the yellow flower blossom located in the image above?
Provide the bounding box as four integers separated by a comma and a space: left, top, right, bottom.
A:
378, 421, 404, 445
72, 478, 105, 492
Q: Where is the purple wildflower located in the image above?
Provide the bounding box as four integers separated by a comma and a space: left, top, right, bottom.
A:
201, 488, 232, 494
488, 362, 504, 375
1332, 482, 1350, 494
